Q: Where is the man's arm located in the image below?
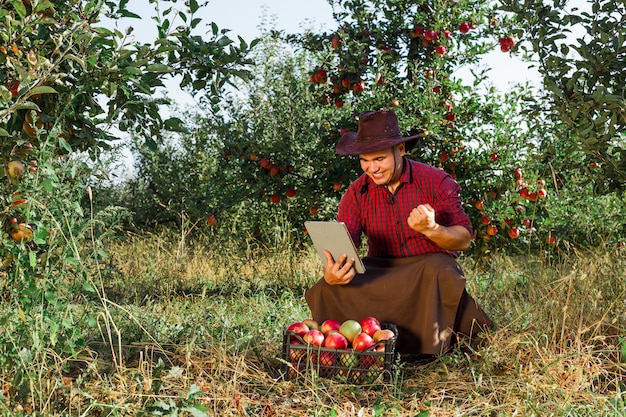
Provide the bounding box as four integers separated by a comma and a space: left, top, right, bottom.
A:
407, 204, 472, 251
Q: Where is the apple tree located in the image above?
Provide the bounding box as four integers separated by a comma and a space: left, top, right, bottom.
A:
0, 0, 255, 400
287, 0, 561, 255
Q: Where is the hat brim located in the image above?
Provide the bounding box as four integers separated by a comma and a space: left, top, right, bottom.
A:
336, 132, 421, 155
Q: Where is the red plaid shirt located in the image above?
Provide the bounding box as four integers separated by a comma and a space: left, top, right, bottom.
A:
337, 158, 472, 258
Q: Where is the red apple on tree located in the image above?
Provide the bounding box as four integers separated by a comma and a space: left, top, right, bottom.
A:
486, 224, 498, 236
286, 188, 297, 198
508, 227, 520, 239
270, 194, 281, 204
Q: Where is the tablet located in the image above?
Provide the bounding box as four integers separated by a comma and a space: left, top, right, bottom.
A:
304, 221, 366, 274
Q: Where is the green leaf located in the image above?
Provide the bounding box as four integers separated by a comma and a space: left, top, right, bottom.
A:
30, 86, 58, 95
58, 135, 73, 153
182, 405, 210, 417
29, 251, 36, 268
83, 282, 97, 293
145, 64, 175, 73
120, 9, 141, 19
11, 0, 26, 19
0, 127, 9, 136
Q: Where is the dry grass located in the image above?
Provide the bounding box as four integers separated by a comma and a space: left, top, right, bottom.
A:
1, 233, 624, 416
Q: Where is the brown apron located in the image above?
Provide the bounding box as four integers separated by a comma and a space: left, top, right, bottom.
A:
305, 253, 491, 355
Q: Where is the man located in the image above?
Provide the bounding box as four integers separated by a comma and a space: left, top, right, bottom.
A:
305, 109, 491, 355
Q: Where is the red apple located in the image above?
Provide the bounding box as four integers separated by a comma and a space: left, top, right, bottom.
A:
339, 319, 361, 343
309, 206, 320, 216
287, 322, 309, 342
270, 194, 281, 204
537, 188, 547, 198
359, 316, 381, 337
301, 319, 319, 331
259, 157, 270, 169
513, 168, 523, 180
324, 332, 348, 349
486, 224, 498, 236
303, 329, 325, 346
320, 319, 342, 335
332, 182, 342, 192
519, 188, 530, 199
286, 188, 297, 198
372, 328, 395, 342
206, 215, 217, 226
459, 22, 470, 34
508, 227, 520, 239
319, 351, 336, 367
352, 332, 375, 351
474, 200, 484, 211
481, 215, 491, 225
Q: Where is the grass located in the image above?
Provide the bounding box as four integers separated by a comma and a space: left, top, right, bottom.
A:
1, 229, 625, 416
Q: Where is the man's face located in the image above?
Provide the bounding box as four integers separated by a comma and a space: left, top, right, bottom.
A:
359, 144, 405, 186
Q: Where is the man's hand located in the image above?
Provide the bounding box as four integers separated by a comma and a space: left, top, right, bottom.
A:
323, 250, 356, 285
407, 203, 437, 234
407, 204, 472, 251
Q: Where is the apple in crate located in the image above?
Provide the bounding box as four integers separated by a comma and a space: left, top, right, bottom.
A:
320, 319, 342, 335
372, 328, 395, 342
352, 332, 375, 351
324, 332, 348, 349
302, 319, 320, 331
287, 322, 309, 342
359, 316, 381, 337
302, 329, 325, 346
339, 319, 362, 343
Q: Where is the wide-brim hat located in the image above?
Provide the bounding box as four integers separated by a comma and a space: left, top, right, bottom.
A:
336, 109, 421, 155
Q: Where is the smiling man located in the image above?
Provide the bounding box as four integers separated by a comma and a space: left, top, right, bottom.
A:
305, 109, 491, 356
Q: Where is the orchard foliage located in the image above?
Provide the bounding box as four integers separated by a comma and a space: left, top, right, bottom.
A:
127, 0, 625, 254
296, 0, 560, 253
0, 0, 255, 394
501, 0, 626, 194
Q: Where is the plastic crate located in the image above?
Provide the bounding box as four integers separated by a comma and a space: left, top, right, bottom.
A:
281, 323, 398, 384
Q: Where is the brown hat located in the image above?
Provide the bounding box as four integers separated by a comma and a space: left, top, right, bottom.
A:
336, 109, 421, 155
